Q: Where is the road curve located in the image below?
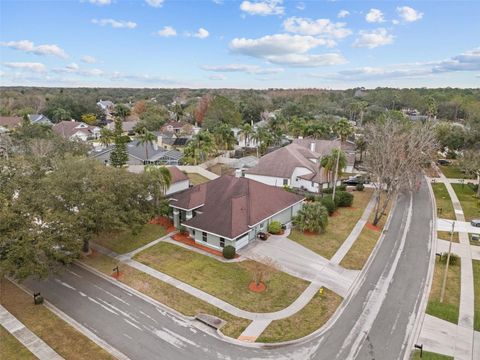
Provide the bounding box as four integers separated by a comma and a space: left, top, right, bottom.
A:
23, 180, 433, 360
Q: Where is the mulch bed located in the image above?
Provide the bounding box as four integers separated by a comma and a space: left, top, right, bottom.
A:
150, 216, 176, 232
303, 230, 318, 236
111, 271, 124, 279
248, 281, 266, 293
365, 223, 381, 232
171, 233, 239, 259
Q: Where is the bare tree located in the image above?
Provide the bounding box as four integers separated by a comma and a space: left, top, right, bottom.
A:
364, 118, 438, 226
244, 256, 279, 286
462, 150, 480, 197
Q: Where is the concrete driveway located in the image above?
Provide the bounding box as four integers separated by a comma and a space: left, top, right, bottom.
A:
437, 218, 480, 234
239, 232, 359, 297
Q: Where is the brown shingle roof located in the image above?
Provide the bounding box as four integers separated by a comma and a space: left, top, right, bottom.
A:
168, 166, 189, 184
293, 138, 356, 166
170, 176, 304, 239
52, 121, 98, 139
0, 116, 22, 128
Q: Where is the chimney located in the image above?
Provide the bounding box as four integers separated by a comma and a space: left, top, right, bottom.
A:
310, 142, 315, 152
235, 169, 242, 178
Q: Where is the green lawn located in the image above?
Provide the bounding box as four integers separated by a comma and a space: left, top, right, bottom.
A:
256, 288, 342, 343
81, 252, 250, 338
134, 242, 309, 313
92, 224, 167, 254
0, 279, 114, 360
411, 350, 453, 360
451, 184, 480, 222
431, 183, 456, 220
439, 165, 473, 179
289, 189, 373, 259
473, 260, 480, 331
437, 231, 459, 243
0, 325, 36, 360
426, 258, 461, 324
340, 195, 392, 270
186, 172, 210, 186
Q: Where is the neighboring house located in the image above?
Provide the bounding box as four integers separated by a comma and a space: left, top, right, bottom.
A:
292, 138, 356, 173
97, 99, 115, 112
0, 116, 22, 132
91, 140, 183, 166
401, 108, 429, 122
169, 175, 304, 251
166, 166, 190, 195
156, 131, 190, 150
106, 120, 138, 135
53, 121, 101, 141
161, 121, 193, 135
28, 114, 52, 126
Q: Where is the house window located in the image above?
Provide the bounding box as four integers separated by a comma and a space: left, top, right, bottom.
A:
283, 179, 288, 186
220, 238, 225, 248
311, 181, 315, 187
202, 232, 207, 242
192, 230, 195, 236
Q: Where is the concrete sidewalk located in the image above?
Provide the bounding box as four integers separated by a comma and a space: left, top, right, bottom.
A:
0, 305, 64, 360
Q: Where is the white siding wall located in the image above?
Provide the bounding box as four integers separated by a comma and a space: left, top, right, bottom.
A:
244, 174, 287, 187
297, 178, 319, 192
291, 167, 314, 189
165, 180, 190, 195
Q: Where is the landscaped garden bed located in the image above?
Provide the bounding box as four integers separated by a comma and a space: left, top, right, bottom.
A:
133, 242, 309, 313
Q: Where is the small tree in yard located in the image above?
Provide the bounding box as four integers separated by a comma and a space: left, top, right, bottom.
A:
462, 150, 480, 198
245, 256, 279, 287
293, 202, 329, 233
364, 118, 438, 226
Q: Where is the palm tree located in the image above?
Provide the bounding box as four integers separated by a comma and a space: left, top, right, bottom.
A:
332, 118, 354, 143
302, 122, 330, 139
288, 116, 306, 138
136, 127, 157, 163
293, 202, 329, 234
213, 124, 236, 151
185, 130, 216, 165
99, 127, 114, 148
239, 123, 254, 147
355, 136, 367, 162
145, 165, 172, 208
252, 127, 273, 156
320, 149, 347, 187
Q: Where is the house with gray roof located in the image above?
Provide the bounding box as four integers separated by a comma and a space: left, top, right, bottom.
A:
28, 114, 52, 126
169, 175, 304, 251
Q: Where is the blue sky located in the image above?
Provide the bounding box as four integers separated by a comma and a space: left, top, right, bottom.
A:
0, 0, 479, 89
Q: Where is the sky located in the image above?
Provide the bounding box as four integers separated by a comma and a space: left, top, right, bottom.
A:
0, 0, 479, 89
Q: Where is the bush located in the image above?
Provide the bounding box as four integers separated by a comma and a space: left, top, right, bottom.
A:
306, 194, 316, 202
439, 252, 459, 266
222, 245, 236, 259
268, 221, 282, 234
356, 183, 365, 191
336, 191, 354, 207
321, 196, 337, 215
322, 184, 347, 194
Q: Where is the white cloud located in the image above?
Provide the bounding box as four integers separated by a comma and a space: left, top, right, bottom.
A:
4, 62, 46, 72
201, 63, 284, 74
0, 40, 69, 59
209, 74, 227, 80
353, 28, 393, 49
396, 6, 423, 22
365, 9, 385, 23
88, 0, 111, 5
337, 10, 350, 18
266, 53, 346, 67
53, 63, 104, 77
145, 0, 164, 7
283, 17, 352, 39
240, 0, 284, 16
81, 55, 97, 63
194, 28, 209, 39
91, 18, 137, 29
433, 48, 480, 73
296, 2, 305, 10
157, 26, 177, 37
212, 0, 223, 4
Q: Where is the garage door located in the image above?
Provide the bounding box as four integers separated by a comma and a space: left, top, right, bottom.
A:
236, 234, 249, 250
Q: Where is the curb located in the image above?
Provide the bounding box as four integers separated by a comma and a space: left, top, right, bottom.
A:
12, 280, 131, 360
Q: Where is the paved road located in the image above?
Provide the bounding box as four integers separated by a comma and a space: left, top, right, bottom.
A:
24, 181, 433, 360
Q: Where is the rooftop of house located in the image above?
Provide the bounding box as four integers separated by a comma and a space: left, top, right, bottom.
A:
106, 120, 138, 132
170, 175, 304, 239
0, 116, 22, 128
91, 140, 183, 162
52, 121, 99, 139
168, 166, 189, 183
28, 114, 52, 125
163, 121, 188, 129
292, 138, 356, 166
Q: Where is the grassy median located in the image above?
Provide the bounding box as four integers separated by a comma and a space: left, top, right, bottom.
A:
0, 279, 114, 360
473, 260, 480, 331
426, 257, 461, 324
411, 350, 453, 360
81, 252, 250, 338
256, 288, 342, 343
92, 224, 167, 254
431, 183, 456, 220
0, 325, 36, 360
451, 183, 480, 222
289, 189, 373, 259
437, 231, 459, 243
134, 242, 309, 313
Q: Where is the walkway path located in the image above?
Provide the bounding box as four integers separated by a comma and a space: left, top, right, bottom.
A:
0, 305, 64, 360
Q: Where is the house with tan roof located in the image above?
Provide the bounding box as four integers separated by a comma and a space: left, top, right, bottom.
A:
52, 120, 101, 141
169, 175, 304, 251
165, 166, 190, 195
0, 116, 22, 132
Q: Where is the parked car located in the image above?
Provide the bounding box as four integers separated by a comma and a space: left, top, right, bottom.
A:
343, 175, 370, 186
472, 233, 480, 241
471, 219, 480, 227
436, 159, 451, 165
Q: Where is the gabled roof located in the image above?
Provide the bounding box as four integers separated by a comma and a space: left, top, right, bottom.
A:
163, 121, 187, 129
292, 138, 356, 166
168, 166, 189, 184
0, 116, 22, 128
170, 175, 304, 239
52, 121, 99, 139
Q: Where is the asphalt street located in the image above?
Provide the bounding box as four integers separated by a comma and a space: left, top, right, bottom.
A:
23, 180, 433, 360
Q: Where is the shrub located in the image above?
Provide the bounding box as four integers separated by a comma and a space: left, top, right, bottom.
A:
268, 221, 282, 234
439, 252, 459, 266
336, 191, 354, 207
306, 194, 316, 202
321, 196, 337, 215
322, 184, 347, 194
222, 245, 236, 259
356, 183, 365, 191
293, 202, 329, 233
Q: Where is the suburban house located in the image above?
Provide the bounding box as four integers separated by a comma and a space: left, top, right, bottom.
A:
0, 116, 23, 132
52, 121, 101, 141
91, 140, 183, 166
106, 119, 138, 135
28, 114, 52, 126
97, 99, 115, 112
165, 166, 190, 195
169, 175, 304, 251
161, 121, 193, 135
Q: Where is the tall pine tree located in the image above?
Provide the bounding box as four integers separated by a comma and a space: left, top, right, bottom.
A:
110, 118, 128, 167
